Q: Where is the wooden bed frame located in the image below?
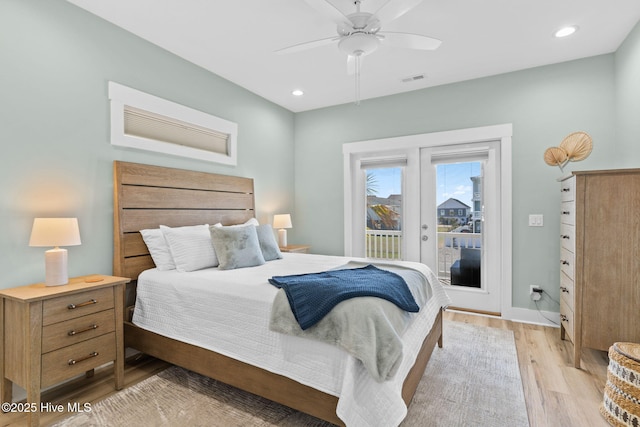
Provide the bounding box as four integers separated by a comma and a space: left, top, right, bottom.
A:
113, 160, 443, 426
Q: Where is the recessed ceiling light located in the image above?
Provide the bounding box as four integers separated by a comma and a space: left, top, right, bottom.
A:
554, 26, 578, 38
292, 89, 304, 96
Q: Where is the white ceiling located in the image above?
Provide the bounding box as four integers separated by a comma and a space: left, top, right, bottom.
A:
67, 0, 640, 112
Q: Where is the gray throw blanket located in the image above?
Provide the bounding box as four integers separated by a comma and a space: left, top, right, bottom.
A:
269, 262, 432, 382
269, 264, 419, 330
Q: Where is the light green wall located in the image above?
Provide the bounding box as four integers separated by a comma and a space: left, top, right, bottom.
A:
2, 0, 637, 314
294, 54, 623, 310
616, 21, 640, 159
0, 1, 295, 289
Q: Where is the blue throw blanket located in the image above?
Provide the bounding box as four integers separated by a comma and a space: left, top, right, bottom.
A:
268, 264, 419, 330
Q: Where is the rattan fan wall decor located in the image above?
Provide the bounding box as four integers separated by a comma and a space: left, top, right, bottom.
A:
544, 131, 593, 173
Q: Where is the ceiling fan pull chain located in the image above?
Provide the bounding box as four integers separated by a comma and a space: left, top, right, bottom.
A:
355, 52, 362, 105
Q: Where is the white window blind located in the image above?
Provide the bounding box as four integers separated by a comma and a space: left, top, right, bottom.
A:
124, 106, 230, 156
359, 155, 408, 170
430, 146, 490, 164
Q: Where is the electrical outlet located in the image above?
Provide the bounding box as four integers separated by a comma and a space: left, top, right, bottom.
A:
530, 285, 543, 301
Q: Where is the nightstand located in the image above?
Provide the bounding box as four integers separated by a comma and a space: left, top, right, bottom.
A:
279, 245, 311, 254
0, 274, 130, 427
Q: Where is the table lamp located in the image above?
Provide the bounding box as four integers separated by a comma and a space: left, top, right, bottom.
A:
273, 214, 292, 247
29, 218, 81, 286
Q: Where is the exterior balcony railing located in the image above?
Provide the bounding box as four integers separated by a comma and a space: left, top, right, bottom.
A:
365, 230, 482, 282
437, 232, 482, 282
365, 229, 402, 260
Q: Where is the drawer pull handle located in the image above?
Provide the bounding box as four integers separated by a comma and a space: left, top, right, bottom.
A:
562, 211, 571, 215
561, 235, 570, 239
560, 314, 569, 322
68, 324, 98, 336
561, 188, 570, 192
560, 286, 569, 293
68, 352, 99, 366
561, 260, 570, 266
67, 299, 97, 310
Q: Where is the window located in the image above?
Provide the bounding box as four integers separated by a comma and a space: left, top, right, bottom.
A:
364, 165, 403, 259
109, 82, 237, 165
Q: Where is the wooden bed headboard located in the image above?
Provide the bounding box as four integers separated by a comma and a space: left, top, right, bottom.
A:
113, 161, 255, 280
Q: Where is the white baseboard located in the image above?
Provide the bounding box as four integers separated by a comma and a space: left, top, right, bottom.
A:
501, 306, 560, 328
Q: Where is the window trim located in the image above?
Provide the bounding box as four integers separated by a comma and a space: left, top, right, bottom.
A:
108, 82, 237, 165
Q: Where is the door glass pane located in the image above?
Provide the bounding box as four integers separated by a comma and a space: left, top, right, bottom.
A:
365, 167, 402, 259
436, 162, 482, 287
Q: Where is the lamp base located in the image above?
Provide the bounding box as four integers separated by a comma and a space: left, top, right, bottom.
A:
278, 229, 288, 248
44, 247, 69, 286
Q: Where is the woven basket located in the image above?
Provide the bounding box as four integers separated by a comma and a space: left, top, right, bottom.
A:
601, 342, 640, 426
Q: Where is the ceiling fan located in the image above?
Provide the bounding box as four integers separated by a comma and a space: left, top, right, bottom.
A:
276, 0, 441, 103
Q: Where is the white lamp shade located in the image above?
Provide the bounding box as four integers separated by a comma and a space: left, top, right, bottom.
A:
29, 218, 81, 247
273, 214, 292, 229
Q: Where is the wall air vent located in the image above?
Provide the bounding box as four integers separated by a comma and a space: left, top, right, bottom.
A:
109, 82, 237, 165
401, 74, 426, 83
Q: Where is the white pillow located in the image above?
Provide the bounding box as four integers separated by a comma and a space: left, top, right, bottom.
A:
140, 228, 176, 270
212, 218, 259, 228
160, 224, 218, 272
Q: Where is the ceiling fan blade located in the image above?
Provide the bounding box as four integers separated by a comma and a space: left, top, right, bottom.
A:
371, 0, 424, 23
378, 31, 441, 50
303, 0, 352, 27
275, 36, 337, 55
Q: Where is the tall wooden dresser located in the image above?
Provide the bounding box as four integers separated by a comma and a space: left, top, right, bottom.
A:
559, 169, 640, 368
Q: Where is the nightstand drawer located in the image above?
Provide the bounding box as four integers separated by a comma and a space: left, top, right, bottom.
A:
41, 332, 116, 388
42, 287, 114, 326
41, 309, 115, 353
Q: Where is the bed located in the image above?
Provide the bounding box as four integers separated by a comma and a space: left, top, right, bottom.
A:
113, 160, 448, 426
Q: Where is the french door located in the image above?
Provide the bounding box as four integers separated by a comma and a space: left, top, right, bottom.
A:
419, 142, 502, 314
344, 124, 512, 317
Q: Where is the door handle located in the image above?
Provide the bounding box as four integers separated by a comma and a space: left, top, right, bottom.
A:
421, 224, 428, 230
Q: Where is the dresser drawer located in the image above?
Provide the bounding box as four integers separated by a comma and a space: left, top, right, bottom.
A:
560, 298, 575, 343
41, 309, 115, 354
560, 177, 575, 202
560, 201, 575, 225
560, 271, 574, 310
41, 332, 116, 388
560, 223, 575, 252
42, 287, 114, 326
560, 247, 575, 279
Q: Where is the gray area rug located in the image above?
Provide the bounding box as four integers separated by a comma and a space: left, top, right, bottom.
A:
54, 320, 529, 426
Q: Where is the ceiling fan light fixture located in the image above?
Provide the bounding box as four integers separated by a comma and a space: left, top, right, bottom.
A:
554, 25, 578, 38
338, 33, 380, 56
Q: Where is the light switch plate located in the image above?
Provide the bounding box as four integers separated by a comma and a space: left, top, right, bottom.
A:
528, 214, 544, 227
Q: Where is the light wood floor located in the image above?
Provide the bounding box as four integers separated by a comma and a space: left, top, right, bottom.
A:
444, 310, 610, 427
2, 311, 610, 427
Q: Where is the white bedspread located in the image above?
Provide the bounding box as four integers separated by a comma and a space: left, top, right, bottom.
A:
132, 253, 450, 427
